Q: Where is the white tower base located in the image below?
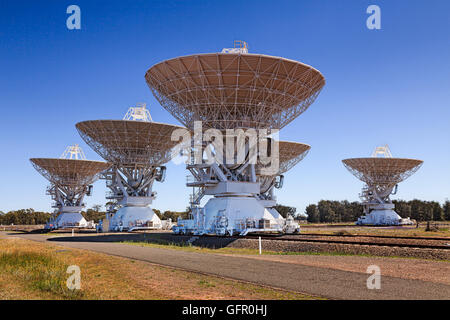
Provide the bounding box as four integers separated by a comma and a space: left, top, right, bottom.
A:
46, 209, 88, 230
356, 203, 413, 226
175, 196, 283, 236
262, 202, 301, 234
109, 206, 162, 232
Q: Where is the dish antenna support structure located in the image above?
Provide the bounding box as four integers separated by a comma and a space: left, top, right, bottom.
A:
30, 145, 111, 229
60, 144, 86, 160
342, 145, 423, 225
146, 42, 325, 235
123, 103, 153, 122
76, 105, 182, 232
257, 141, 311, 234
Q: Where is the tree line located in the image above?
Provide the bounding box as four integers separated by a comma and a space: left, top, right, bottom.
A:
0, 209, 51, 225
0, 207, 191, 225
305, 200, 450, 223
1, 200, 449, 225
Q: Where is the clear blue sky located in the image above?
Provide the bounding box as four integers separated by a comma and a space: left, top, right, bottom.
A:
0, 0, 449, 214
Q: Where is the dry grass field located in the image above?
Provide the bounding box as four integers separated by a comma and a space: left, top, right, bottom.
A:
0, 237, 320, 300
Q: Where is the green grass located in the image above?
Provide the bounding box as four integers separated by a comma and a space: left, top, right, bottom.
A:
0, 250, 83, 299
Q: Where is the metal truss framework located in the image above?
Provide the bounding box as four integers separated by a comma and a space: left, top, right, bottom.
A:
76, 120, 184, 166
76, 119, 181, 212
342, 157, 423, 209
30, 158, 110, 209
145, 52, 325, 131
123, 103, 153, 122
342, 158, 423, 188
60, 144, 86, 160
146, 46, 324, 235
258, 141, 310, 197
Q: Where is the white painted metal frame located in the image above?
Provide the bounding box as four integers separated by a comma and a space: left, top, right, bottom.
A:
342, 147, 423, 225
30, 155, 110, 229
147, 45, 324, 235
76, 113, 183, 231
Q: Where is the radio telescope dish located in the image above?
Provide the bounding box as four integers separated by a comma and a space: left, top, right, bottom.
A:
342, 158, 423, 186
256, 141, 310, 234
342, 146, 423, 226
145, 50, 325, 131
258, 141, 310, 199
258, 141, 310, 192
76, 120, 185, 166
30, 158, 111, 188
76, 106, 185, 232
278, 141, 311, 175
30, 146, 111, 230
147, 43, 324, 236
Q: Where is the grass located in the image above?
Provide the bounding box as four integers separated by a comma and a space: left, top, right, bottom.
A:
0, 244, 83, 299
0, 238, 321, 300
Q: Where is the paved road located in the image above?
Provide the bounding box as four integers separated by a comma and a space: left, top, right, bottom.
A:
3, 232, 450, 300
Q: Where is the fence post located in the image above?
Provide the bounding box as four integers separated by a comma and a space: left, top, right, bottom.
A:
259, 236, 262, 255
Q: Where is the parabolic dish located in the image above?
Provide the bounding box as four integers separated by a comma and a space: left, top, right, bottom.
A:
76, 120, 185, 166
30, 158, 111, 187
342, 158, 423, 185
145, 53, 325, 130
278, 141, 311, 174
257, 141, 310, 176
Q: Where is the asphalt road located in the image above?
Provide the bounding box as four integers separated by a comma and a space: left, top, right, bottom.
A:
2, 232, 449, 300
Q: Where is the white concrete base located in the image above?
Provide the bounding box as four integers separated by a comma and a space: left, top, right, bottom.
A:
49, 212, 88, 229
262, 206, 300, 234
175, 197, 283, 236
109, 206, 162, 231
356, 209, 413, 226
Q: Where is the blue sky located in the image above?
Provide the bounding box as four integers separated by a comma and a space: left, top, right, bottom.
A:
0, 0, 449, 214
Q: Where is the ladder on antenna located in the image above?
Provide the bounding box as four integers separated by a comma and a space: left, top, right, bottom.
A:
123, 103, 153, 122
371, 145, 392, 158
221, 40, 249, 54
60, 144, 86, 160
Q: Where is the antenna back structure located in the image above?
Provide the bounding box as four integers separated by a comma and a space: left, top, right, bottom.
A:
371, 145, 392, 158
221, 40, 249, 54
60, 144, 86, 160
123, 103, 153, 122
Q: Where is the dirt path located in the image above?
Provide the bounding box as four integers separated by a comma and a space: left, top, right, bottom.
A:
5, 232, 450, 300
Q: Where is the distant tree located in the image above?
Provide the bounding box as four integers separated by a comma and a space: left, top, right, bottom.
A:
273, 204, 296, 219
0, 209, 51, 225
83, 208, 105, 223
393, 200, 412, 219
443, 201, 450, 221
318, 200, 337, 223
153, 209, 162, 218
160, 210, 189, 221
431, 201, 445, 221
305, 204, 320, 223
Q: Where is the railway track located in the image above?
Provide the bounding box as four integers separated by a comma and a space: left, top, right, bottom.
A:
242, 235, 450, 250
299, 233, 450, 241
